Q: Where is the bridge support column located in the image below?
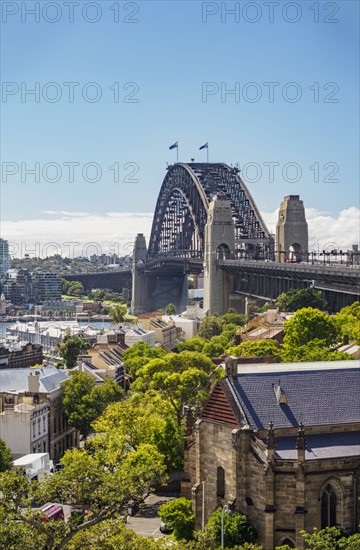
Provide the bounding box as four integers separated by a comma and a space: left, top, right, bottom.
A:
276, 195, 308, 262
203, 193, 235, 315
131, 233, 148, 315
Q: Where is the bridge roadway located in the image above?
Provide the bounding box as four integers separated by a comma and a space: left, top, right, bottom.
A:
218, 260, 360, 310
65, 260, 359, 311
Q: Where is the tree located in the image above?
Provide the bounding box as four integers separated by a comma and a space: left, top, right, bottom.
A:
0, 439, 12, 472
63, 372, 124, 439
133, 351, 223, 426
0, 442, 166, 550
121, 342, 166, 379
222, 313, 246, 326
203, 335, 229, 358
198, 316, 223, 340
282, 308, 338, 348
165, 303, 177, 315
226, 340, 281, 361
67, 281, 85, 297
93, 392, 184, 472
205, 508, 257, 548
56, 330, 90, 369
300, 527, 360, 549
66, 519, 166, 549
334, 302, 360, 344
159, 498, 195, 541
276, 288, 328, 312
280, 338, 353, 363
178, 337, 206, 353
108, 303, 127, 324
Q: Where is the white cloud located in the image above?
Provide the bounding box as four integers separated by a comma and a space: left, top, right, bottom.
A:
2, 208, 359, 258
262, 207, 360, 252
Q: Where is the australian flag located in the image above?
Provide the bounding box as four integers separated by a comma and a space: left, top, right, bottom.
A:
199, 142, 208, 150
169, 141, 178, 150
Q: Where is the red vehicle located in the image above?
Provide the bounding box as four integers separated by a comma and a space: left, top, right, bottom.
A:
40, 503, 64, 522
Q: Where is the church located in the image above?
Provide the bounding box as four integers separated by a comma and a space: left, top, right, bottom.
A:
182, 359, 360, 549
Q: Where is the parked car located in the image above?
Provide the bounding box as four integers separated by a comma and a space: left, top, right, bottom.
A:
159, 520, 173, 534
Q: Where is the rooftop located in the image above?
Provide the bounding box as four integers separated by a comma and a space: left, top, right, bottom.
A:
230, 362, 360, 430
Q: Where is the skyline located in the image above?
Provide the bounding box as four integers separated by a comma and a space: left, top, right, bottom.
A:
1, 0, 359, 251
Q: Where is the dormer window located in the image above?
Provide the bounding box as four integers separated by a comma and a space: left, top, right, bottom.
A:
273, 383, 287, 405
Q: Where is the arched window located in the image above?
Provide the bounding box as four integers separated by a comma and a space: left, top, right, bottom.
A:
282, 538, 295, 548
217, 466, 225, 498
321, 484, 337, 528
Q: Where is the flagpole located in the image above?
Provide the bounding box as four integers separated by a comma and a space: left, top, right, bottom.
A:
207, 144, 209, 163
177, 145, 179, 163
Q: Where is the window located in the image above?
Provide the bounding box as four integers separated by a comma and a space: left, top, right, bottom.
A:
32, 421, 36, 438
282, 539, 295, 548
217, 466, 225, 498
321, 484, 337, 528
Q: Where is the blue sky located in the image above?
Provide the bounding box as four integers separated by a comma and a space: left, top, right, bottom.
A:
1, 0, 359, 254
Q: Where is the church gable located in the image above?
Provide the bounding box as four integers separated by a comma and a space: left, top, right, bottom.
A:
201, 381, 241, 428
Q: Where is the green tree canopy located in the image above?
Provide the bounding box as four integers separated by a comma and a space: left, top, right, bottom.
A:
300, 526, 360, 550
63, 372, 124, 438
178, 337, 206, 353
226, 339, 281, 361
159, 498, 195, 541
222, 313, 246, 326
133, 351, 223, 425
0, 442, 166, 550
205, 508, 257, 548
56, 331, 90, 369
334, 301, 360, 344
121, 342, 166, 379
0, 438, 13, 472
93, 392, 184, 472
165, 303, 177, 315
198, 316, 223, 340
276, 288, 328, 312
108, 303, 127, 324
282, 308, 338, 348
280, 338, 354, 363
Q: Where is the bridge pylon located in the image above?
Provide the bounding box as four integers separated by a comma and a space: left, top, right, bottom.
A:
276, 195, 308, 262
131, 233, 148, 315
203, 193, 235, 315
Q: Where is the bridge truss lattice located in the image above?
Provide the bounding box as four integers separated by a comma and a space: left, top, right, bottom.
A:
148, 163, 274, 260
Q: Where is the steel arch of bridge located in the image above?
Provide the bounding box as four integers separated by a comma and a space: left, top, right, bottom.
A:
148, 162, 274, 260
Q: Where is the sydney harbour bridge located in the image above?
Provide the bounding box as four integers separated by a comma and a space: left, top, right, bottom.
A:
65, 162, 360, 313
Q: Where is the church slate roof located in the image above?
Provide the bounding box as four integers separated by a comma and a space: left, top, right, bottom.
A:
274, 431, 360, 460
231, 366, 360, 430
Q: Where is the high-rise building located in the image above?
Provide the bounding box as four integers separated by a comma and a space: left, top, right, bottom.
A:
32, 273, 62, 302
0, 239, 10, 274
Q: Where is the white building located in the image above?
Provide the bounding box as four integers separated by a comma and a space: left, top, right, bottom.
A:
0, 400, 49, 459
124, 325, 156, 347
162, 314, 198, 340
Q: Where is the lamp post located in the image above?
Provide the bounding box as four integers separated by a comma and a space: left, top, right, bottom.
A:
201, 481, 205, 531
221, 504, 230, 549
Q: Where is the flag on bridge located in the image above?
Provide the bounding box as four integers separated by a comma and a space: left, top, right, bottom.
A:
199, 142, 208, 150
169, 141, 178, 150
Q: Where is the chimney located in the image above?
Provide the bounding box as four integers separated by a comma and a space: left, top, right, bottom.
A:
265, 306, 278, 324
296, 423, 307, 463
28, 371, 40, 393
225, 356, 238, 380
